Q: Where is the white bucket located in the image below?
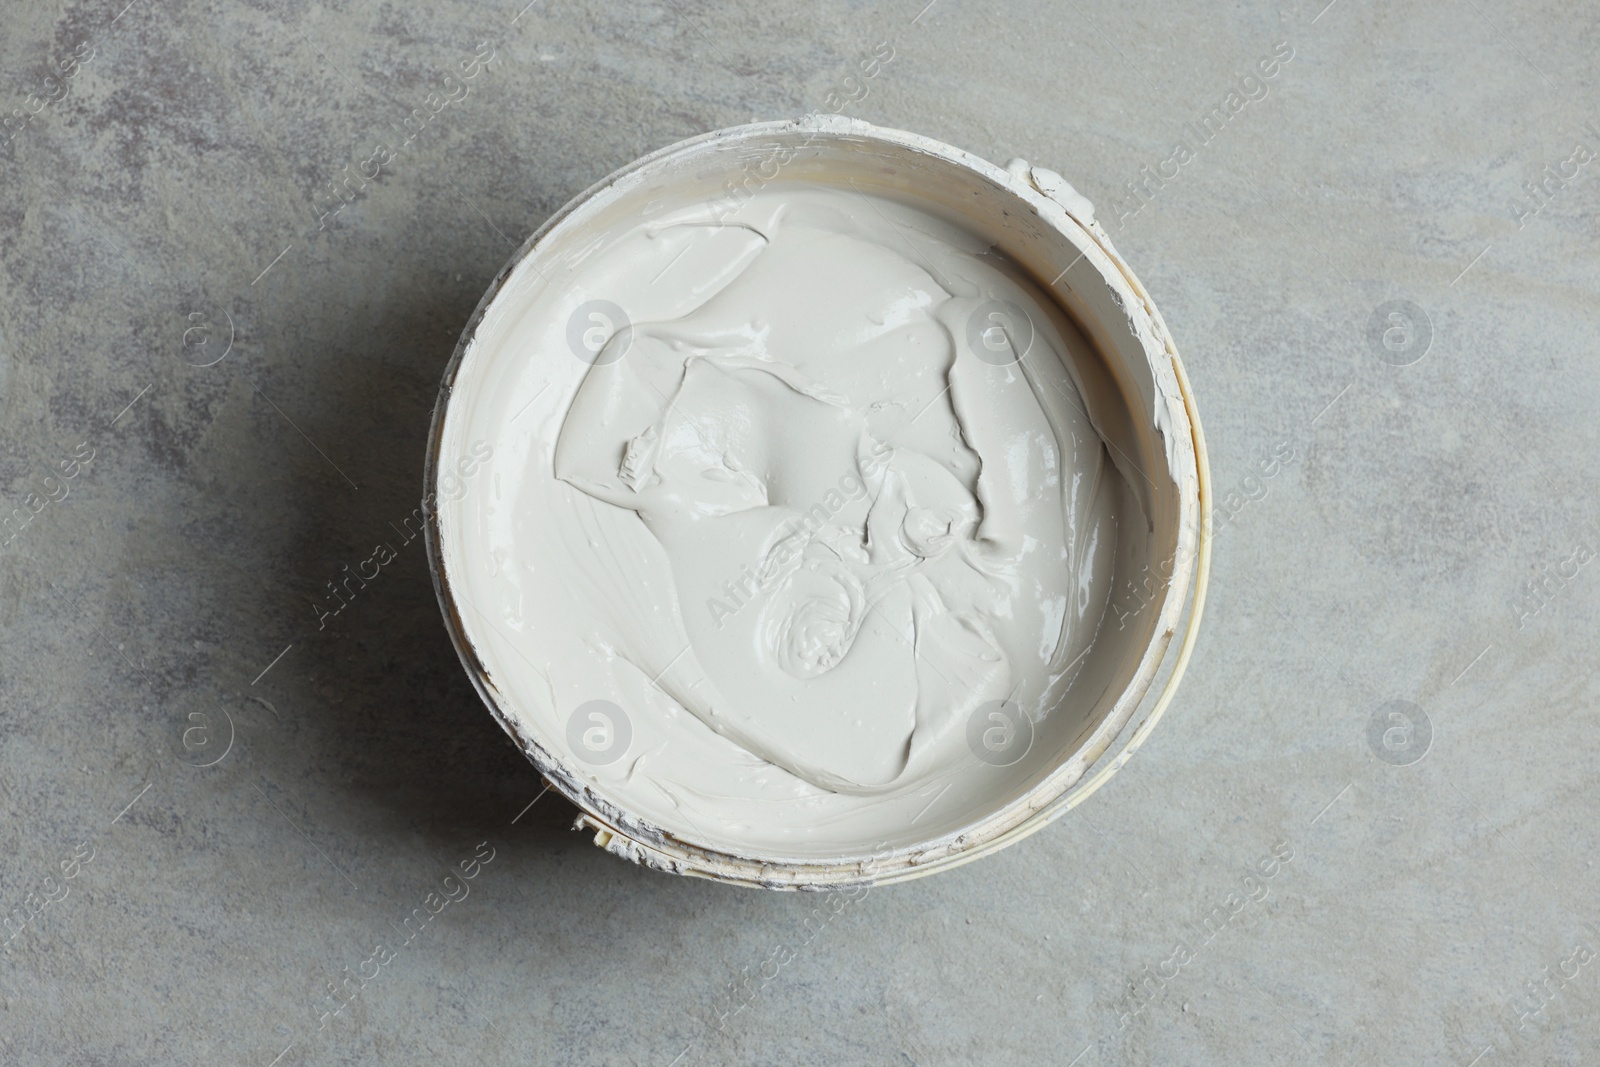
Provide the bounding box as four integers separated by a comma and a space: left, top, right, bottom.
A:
425, 115, 1210, 889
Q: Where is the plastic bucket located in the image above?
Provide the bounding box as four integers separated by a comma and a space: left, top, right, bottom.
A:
425, 115, 1210, 889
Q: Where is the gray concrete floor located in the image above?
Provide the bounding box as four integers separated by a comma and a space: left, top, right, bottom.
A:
1, 0, 1597, 1063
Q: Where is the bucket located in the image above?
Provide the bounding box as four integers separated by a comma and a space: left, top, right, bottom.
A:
425, 115, 1210, 889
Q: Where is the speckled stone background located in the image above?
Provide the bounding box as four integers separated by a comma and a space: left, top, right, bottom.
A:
1, 0, 1597, 1063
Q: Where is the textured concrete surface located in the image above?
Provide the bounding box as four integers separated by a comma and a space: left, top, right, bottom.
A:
1, 0, 1597, 1063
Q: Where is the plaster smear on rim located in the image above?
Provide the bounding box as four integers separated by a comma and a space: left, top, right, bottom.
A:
438, 174, 1153, 858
